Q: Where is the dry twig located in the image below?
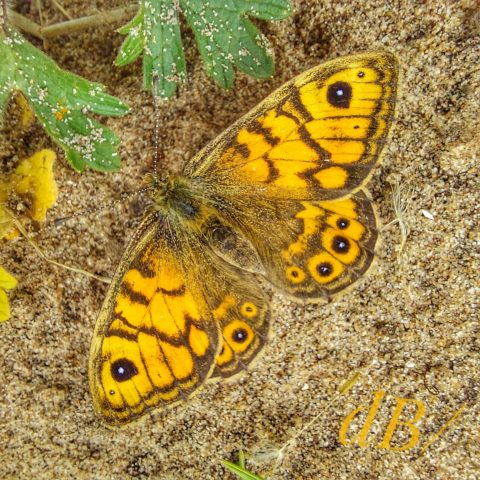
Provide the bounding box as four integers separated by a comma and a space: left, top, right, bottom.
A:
7, 4, 138, 40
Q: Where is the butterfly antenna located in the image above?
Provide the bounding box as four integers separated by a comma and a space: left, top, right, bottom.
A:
4, 207, 110, 283
52, 184, 155, 228
152, 73, 161, 182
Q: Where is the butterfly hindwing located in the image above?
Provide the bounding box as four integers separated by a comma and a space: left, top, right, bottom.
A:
212, 285, 270, 379
239, 191, 378, 300
197, 191, 378, 301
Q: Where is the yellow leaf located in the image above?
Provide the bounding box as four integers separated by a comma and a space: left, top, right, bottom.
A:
15, 93, 35, 128
0, 205, 15, 239
0, 178, 15, 239
0, 290, 11, 323
0, 267, 17, 323
13, 149, 58, 222
0, 266, 17, 290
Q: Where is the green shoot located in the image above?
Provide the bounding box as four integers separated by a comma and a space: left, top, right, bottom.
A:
222, 451, 265, 480
0, 24, 129, 172
116, 0, 292, 99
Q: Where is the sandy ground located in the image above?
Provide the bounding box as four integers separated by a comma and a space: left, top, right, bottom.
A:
0, 0, 479, 479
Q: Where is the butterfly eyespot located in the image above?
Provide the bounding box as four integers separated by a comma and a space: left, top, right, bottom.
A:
286, 266, 306, 284
332, 236, 350, 253
240, 302, 257, 318
232, 328, 249, 343
358, 71, 365, 78
336, 218, 350, 230
109, 390, 115, 396
327, 81, 352, 108
111, 359, 138, 382
222, 318, 255, 355
354, 125, 359, 129
316, 262, 333, 277
308, 253, 344, 284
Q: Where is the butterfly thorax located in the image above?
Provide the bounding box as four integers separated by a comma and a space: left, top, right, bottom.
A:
149, 174, 211, 228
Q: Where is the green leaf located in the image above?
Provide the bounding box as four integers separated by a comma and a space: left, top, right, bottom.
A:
233, 0, 292, 20
143, 0, 187, 97
116, 0, 292, 98
0, 36, 16, 111
180, 0, 279, 87
0, 26, 129, 172
117, 5, 145, 35
221, 460, 265, 480
115, 6, 145, 67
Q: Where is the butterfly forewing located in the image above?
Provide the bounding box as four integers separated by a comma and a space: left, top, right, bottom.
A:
187, 51, 398, 201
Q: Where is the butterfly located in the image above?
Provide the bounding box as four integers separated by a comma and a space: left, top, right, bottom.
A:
89, 52, 399, 426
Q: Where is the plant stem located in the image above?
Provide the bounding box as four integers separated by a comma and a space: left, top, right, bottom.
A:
41, 5, 137, 38
7, 9, 42, 37
50, 0, 72, 20
6, 4, 138, 40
